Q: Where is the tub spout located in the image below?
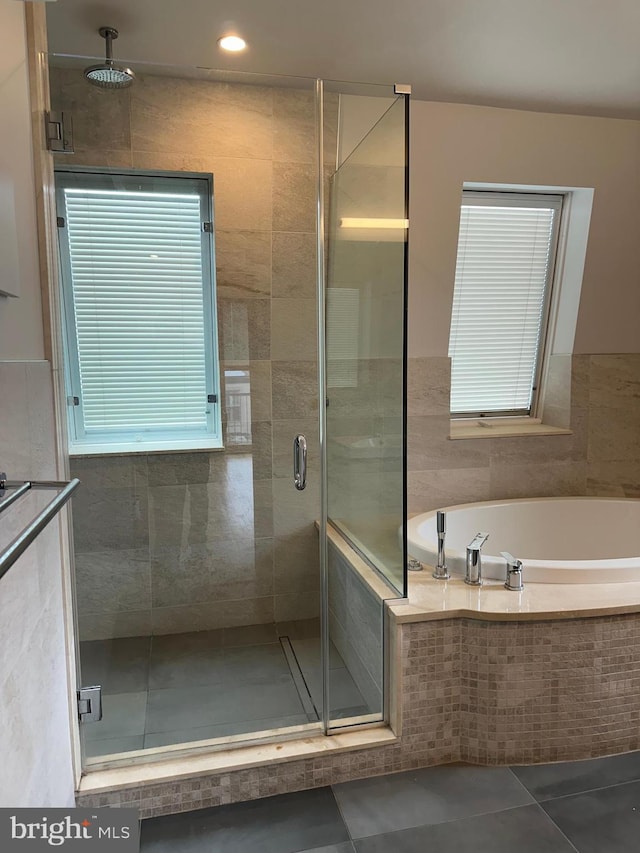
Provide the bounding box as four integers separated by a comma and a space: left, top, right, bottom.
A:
432, 510, 450, 580
465, 532, 489, 586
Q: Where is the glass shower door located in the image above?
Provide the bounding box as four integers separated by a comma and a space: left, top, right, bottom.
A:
48, 57, 326, 763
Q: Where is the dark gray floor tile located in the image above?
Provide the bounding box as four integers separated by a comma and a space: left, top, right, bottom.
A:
223, 643, 292, 682
140, 787, 350, 853
80, 636, 151, 695
302, 845, 355, 853
331, 704, 371, 721
353, 804, 576, 853
542, 779, 640, 853
512, 751, 640, 801
85, 692, 147, 742
150, 633, 295, 689
149, 632, 226, 690
328, 668, 369, 717
299, 657, 369, 720
145, 677, 305, 734
143, 713, 310, 748
85, 735, 145, 758
276, 618, 321, 640
290, 637, 344, 671
333, 765, 534, 838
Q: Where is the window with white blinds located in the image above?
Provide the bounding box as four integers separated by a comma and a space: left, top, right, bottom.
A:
448, 191, 562, 417
56, 169, 221, 453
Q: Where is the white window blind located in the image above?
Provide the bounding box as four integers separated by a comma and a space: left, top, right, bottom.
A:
56, 171, 220, 452
448, 192, 562, 416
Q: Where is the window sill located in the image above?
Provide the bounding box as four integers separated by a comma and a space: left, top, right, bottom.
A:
69, 438, 225, 458
449, 418, 572, 441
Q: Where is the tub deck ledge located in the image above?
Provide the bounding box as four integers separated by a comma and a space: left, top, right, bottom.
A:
391, 571, 640, 623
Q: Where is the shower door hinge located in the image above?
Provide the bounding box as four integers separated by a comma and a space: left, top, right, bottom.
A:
45, 110, 75, 154
202, 222, 213, 233
57, 216, 65, 228
207, 393, 218, 403
77, 685, 102, 723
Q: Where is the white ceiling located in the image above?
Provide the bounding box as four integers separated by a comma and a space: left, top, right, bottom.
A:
46, 0, 640, 118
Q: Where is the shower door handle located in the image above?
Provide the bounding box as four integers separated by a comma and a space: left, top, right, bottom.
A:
293, 434, 307, 491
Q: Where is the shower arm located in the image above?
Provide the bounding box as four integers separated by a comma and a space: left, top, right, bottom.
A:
101, 27, 116, 64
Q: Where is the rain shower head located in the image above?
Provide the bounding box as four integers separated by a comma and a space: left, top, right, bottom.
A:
84, 27, 135, 89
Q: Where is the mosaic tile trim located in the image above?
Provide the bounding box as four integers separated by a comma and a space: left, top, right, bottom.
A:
78, 613, 640, 817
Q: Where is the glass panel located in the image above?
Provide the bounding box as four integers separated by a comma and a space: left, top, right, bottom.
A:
326, 95, 408, 593
48, 55, 324, 764
324, 87, 409, 727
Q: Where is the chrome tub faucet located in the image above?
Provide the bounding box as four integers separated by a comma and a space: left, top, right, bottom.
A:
465, 532, 489, 586
432, 510, 450, 580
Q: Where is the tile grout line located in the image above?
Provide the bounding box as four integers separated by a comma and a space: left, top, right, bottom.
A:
510, 767, 640, 806
542, 775, 640, 808
531, 802, 582, 853
506, 765, 539, 803
329, 786, 358, 851
335, 799, 579, 846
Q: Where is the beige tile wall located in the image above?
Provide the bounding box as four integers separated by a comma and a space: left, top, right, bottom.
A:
49, 68, 332, 638
77, 610, 640, 817
407, 353, 640, 512
0, 361, 75, 806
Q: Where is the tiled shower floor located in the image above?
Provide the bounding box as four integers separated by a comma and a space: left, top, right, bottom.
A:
81, 621, 370, 758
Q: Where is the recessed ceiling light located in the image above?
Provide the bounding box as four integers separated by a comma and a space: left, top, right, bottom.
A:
218, 35, 247, 52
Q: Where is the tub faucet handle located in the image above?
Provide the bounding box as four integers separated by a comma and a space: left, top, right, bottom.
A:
465, 532, 489, 586
501, 551, 524, 592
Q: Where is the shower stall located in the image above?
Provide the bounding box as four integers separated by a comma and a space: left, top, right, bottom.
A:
46, 51, 409, 769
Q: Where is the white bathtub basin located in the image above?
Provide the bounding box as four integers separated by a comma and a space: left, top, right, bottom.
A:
407, 498, 640, 583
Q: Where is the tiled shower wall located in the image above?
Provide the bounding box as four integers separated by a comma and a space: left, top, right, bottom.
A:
407, 353, 640, 512
327, 539, 384, 713
49, 68, 336, 639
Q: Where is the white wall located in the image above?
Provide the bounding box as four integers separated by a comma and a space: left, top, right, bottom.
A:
0, 0, 75, 807
409, 100, 640, 357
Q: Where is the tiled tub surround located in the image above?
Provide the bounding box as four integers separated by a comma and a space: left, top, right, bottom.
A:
47, 68, 338, 639
407, 353, 640, 512
78, 607, 640, 817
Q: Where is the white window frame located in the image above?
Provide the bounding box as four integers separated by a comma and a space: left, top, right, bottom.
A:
449, 190, 564, 420
55, 167, 222, 455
